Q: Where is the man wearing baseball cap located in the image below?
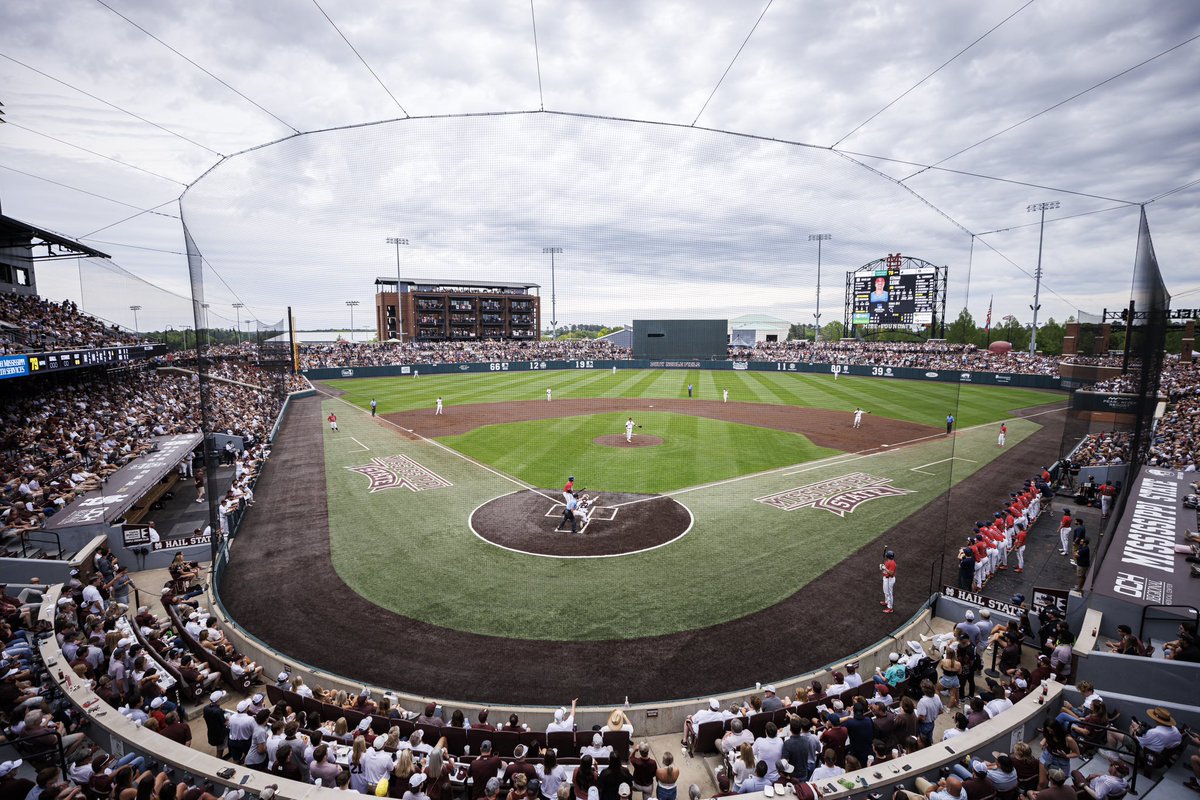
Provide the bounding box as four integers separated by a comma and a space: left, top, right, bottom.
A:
203, 691, 228, 759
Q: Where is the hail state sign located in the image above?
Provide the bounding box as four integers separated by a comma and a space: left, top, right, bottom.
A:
1093, 467, 1197, 608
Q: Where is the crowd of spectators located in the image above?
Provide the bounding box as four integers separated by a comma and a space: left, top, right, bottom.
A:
0, 366, 296, 546
0, 293, 139, 354
741, 341, 1061, 376
1069, 433, 1131, 469
297, 338, 1070, 377
298, 339, 632, 369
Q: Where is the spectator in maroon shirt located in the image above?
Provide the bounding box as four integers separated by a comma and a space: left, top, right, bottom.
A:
160, 711, 193, 747
468, 741, 502, 799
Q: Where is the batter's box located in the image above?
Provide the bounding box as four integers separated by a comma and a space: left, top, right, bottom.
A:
544, 503, 618, 522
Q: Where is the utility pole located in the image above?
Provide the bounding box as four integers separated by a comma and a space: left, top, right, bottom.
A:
1026, 201, 1060, 355
232, 303, 244, 344
543, 247, 562, 340
809, 234, 831, 342
386, 237, 408, 342
346, 300, 360, 342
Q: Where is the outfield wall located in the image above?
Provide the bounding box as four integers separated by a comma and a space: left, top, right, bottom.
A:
304, 359, 1064, 389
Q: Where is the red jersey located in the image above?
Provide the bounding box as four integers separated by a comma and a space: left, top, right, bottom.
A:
564, 479, 574, 494
973, 541, 988, 560
1060, 513, 1072, 530
1014, 529, 1027, 548
328, 414, 337, 422
1005, 513, 1015, 529
881, 559, 896, 578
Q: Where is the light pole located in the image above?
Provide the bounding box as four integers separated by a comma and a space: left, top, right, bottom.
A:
200, 303, 211, 346
809, 234, 831, 342
543, 247, 562, 340
1026, 201, 1059, 355
232, 303, 244, 344
346, 300, 360, 342
386, 237, 408, 342
129, 305, 142, 338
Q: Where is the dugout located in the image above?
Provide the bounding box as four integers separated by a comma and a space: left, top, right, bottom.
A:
632, 319, 728, 360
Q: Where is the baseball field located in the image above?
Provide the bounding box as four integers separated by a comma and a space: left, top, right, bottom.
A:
219, 368, 1065, 702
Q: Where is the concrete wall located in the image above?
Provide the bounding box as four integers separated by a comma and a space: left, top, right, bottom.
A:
42, 579, 1070, 800
1076, 650, 1200, 707
0, 535, 106, 583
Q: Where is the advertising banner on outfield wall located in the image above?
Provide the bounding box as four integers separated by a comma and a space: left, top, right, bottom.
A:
1092, 467, 1198, 608
306, 359, 1062, 389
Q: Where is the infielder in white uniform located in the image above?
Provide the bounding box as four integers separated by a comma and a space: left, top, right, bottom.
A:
435, 397, 443, 415
546, 388, 552, 401
723, 388, 729, 403
625, 417, 635, 443
853, 408, 866, 428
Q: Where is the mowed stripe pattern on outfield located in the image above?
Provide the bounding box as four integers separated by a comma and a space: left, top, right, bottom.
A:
325, 369, 1060, 430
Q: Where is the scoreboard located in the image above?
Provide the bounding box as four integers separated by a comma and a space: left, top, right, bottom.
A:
851, 258, 938, 326
0, 343, 167, 380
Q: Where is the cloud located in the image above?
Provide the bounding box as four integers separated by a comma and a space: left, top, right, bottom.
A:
1, 0, 1196, 332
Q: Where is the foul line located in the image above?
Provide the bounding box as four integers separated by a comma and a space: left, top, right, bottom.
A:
312, 386, 559, 503
611, 405, 1066, 507
909, 456, 977, 476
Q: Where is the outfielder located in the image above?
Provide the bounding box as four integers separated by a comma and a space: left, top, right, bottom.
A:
625, 417, 635, 443
880, 548, 896, 614
327, 413, 338, 432
723, 388, 728, 403
435, 397, 443, 415
546, 388, 552, 402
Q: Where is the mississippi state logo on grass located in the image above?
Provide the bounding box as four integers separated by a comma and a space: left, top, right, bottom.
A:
347, 455, 452, 493
755, 472, 914, 516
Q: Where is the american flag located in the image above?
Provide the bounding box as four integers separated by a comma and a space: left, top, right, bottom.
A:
985, 296, 993, 336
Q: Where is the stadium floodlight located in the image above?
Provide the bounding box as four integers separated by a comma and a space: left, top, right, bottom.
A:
543, 247, 563, 340
346, 300, 360, 342
386, 237, 409, 342
809, 234, 832, 342
1026, 201, 1060, 355
129, 305, 142, 337
232, 303, 245, 343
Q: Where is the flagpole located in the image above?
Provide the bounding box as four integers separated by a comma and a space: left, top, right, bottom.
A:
985, 295, 993, 345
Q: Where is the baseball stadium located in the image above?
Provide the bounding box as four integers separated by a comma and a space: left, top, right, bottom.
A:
2, 5, 1200, 800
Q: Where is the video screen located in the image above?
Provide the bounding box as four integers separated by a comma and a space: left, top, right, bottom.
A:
850, 266, 937, 326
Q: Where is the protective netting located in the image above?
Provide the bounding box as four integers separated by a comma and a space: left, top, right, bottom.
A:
178, 113, 983, 326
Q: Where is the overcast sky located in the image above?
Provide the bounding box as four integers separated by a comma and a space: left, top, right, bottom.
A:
1, 0, 1198, 334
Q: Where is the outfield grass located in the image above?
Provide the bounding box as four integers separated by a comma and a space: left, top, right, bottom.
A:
324, 369, 1060, 430
437, 412, 839, 494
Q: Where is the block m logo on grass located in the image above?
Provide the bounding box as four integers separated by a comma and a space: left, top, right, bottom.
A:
755, 472, 914, 516
347, 455, 453, 493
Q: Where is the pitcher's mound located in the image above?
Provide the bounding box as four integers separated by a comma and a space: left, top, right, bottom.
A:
593, 434, 664, 448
